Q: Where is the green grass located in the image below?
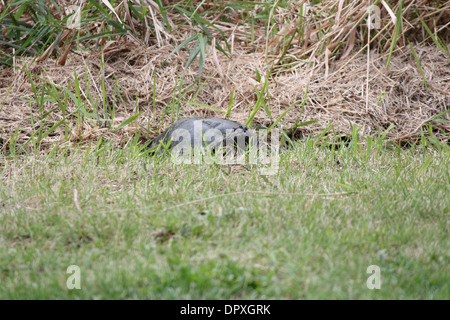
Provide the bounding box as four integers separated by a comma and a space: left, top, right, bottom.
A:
1, 0, 448, 300
0, 137, 448, 299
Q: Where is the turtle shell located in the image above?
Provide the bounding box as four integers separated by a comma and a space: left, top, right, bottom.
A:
148, 117, 256, 154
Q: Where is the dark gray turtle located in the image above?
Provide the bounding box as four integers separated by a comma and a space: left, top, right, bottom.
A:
148, 117, 256, 154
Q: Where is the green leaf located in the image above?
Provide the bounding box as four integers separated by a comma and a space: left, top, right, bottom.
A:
408, 40, 428, 90
112, 112, 143, 133
198, 34, 206, 81
226, 89, 235, 118
183, 101, 227, 114
162, 34, 198, 66
386, 1, 403, 68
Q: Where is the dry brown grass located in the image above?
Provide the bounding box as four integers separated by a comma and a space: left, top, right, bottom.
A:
0, 0, 449, 152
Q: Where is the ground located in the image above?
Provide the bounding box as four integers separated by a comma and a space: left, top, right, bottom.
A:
0, 0, 448, 300
1, 138, 448, 299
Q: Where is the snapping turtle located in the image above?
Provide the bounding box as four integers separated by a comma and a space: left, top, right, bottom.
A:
148, 117, 256, 154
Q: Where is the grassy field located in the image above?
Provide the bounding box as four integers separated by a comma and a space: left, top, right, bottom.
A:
0, 0, 449, 300
1, 136, 448, 299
